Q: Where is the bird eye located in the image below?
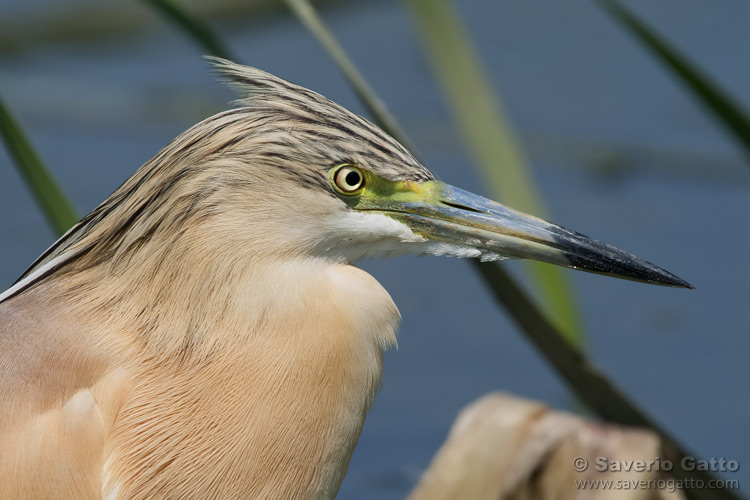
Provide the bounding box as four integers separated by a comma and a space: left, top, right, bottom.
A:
332, 165, 365, 194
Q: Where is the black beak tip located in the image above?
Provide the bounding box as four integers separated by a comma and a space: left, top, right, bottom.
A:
655, 272, 694, 290
621, 264, 694, 290
562, 247, 694, 290
636, 260, 694, 289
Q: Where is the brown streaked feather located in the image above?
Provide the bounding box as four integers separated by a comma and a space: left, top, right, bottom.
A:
4, 59, 432, 307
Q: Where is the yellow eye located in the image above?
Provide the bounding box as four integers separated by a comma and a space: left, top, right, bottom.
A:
332, 165, 365, 194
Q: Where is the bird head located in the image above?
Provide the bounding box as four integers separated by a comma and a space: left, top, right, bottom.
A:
5, 58, 690, 301
204, 59, 690, 288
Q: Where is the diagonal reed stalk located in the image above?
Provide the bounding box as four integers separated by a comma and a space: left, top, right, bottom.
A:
280, 0, 414, 153
144, 0, 234, 60
405, 0, 583, 346
599, 0, 750, 163
0, 97, 78, 235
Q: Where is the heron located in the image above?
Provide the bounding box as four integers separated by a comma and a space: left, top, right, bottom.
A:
0, 59, 691, 499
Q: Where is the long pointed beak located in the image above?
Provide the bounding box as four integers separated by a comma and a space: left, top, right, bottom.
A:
367, 181, 693, 288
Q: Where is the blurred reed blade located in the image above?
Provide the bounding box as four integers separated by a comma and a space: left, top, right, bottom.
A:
143, 0, 234, 60
405, 0, 583, 345
599, 0, 750, 162
0, 96, 78, 236
478, 262, 740, 500
284, 0, 413, 152
281, 1, 739, 497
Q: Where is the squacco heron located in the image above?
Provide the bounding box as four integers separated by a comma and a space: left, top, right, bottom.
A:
0, 59, 690, 499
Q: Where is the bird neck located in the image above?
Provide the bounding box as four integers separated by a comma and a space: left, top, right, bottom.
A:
44, 249, 401, 498
48, 235, 399, 363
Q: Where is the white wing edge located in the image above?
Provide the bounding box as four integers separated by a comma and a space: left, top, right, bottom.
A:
0, 245, 85, 305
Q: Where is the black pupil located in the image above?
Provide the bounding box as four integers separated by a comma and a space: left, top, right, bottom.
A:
344, 170, 361, 187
